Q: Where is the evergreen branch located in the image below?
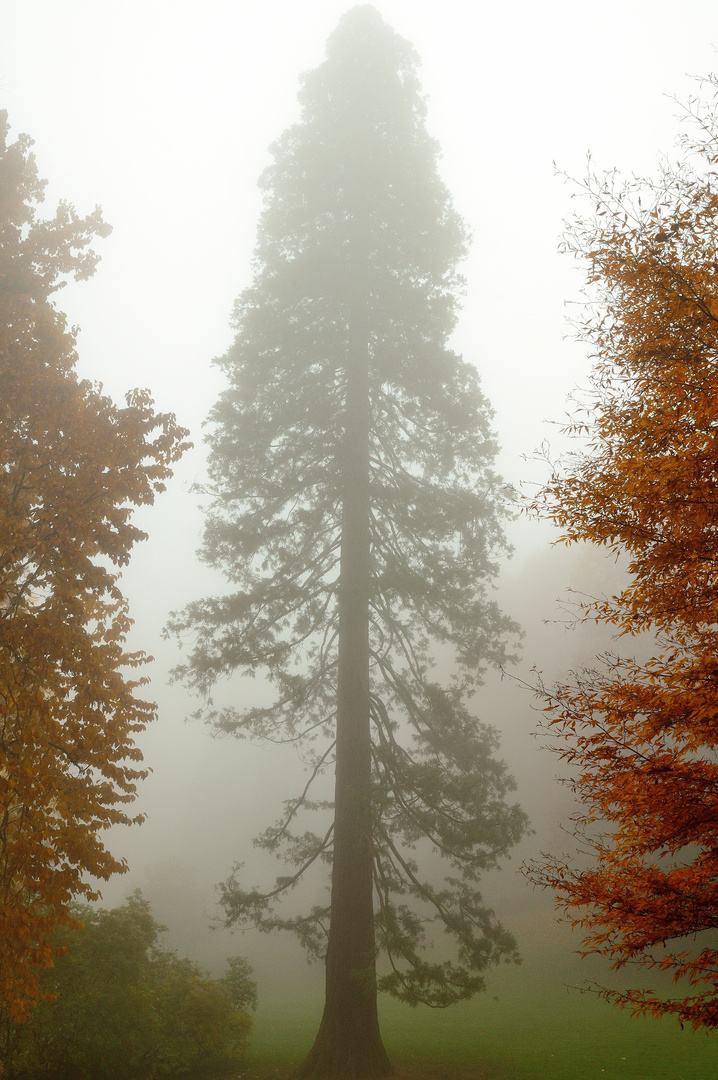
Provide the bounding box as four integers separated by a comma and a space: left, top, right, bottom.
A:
220, 819, 335, 924
258, 739, 336, 848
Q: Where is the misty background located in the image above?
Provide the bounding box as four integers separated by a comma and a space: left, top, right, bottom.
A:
4, 0, 718, 1010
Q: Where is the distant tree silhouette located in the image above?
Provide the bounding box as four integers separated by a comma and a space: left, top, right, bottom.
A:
169, 7, 527, 1076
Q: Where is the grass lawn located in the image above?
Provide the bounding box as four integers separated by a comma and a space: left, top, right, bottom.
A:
239, 935, 717, 1080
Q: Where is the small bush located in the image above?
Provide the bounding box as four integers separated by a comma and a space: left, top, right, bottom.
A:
0, 891, 256, 1080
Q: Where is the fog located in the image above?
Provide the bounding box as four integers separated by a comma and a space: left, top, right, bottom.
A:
4, 0, 718, 1029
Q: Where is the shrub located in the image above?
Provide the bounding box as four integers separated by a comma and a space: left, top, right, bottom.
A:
0, 891, 255, 1079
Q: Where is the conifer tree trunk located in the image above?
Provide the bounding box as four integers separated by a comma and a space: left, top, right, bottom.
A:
296, 264, 391, 1080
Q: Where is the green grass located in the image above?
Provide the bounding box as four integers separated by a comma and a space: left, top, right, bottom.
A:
242, 938, 718, 1080
378, 969, 715, 1080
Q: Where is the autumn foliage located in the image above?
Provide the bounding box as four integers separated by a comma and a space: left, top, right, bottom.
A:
527, 77, 718, 1029
0, 111, 189, 1020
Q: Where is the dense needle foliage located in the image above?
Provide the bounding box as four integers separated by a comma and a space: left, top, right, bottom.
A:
528, 75, 718, 1029
169, 6, 526, 1020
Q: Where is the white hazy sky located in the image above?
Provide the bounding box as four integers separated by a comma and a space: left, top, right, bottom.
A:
5, 0, 718, 458
3, 0, 718, 992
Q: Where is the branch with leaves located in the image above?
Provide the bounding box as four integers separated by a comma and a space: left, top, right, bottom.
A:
0, 110, 190, 1021
527, 73, 718, 1031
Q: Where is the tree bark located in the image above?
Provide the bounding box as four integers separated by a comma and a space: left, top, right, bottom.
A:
295, 280, 391, 1080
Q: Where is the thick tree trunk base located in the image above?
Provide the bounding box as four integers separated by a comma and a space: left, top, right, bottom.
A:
293, 1000, 392, 1080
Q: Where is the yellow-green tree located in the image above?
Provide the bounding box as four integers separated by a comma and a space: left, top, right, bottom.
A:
2, 893, 254, 1079
0, 110, 189, 1021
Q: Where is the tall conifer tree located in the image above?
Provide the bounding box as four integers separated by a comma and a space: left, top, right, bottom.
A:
169, 8, 527, 1076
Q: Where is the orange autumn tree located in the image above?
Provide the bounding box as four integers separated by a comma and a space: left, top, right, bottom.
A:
0, 110, 189, 1021
528, 76, 718, 1029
